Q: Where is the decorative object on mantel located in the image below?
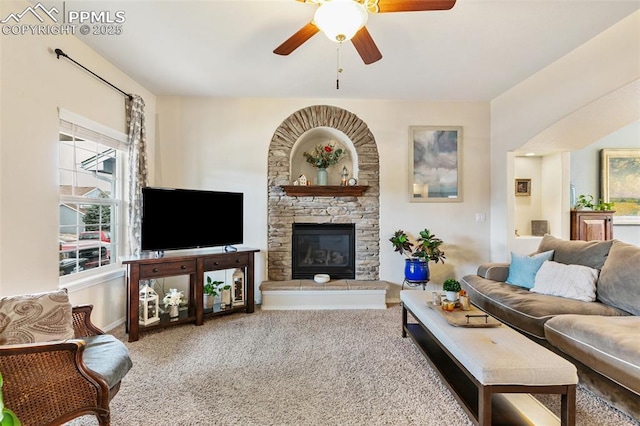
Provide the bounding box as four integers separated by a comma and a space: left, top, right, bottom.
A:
390, 228, 446, 282
348, 177, 357, 186
341, 166, 349, 186
297, 174, 308, 186
303, 143, 344, 186
163, 288, 184, 319
281, 185, 368, 197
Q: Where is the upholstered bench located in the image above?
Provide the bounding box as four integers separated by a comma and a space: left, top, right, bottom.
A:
260, 279, 389, 310
401, 289, 578, 425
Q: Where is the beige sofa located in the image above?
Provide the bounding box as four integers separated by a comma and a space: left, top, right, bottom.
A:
461, 235, 640, 421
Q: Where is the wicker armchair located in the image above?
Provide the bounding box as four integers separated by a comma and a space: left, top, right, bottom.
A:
0, 305, 131, 426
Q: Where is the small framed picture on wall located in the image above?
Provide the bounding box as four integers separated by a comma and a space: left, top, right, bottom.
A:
515, 178, 531, 196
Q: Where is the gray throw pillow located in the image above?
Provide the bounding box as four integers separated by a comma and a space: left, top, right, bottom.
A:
598, 240, 640, 316
0, 288, 74, 345
537, 234, 613, 270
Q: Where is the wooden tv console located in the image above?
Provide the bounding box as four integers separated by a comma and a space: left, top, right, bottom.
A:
123, 248, 258, 342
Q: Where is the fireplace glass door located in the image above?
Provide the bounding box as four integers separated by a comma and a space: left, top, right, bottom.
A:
292, 223, 355, 279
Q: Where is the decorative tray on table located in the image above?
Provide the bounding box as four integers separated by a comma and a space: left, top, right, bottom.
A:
426, 301, 502, 328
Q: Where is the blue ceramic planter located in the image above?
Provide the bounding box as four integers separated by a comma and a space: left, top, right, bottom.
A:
404, 258, 430, 282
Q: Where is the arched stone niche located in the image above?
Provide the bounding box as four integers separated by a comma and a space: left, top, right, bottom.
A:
290, 127, 359, 186
267, 105, 380, 281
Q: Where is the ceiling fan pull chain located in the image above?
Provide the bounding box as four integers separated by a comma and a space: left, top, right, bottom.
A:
336, 44, 344, 90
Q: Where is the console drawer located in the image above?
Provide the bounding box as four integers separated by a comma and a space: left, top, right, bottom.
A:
140, 260, 196, 277
203, 253, 248, 270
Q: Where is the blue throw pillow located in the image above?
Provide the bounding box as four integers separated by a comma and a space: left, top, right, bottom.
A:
506, 250, 555, 289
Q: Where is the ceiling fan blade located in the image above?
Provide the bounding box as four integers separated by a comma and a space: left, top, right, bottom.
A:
375, 0, 456, 13
274, 22, 320, 56
351, 26, 382, 65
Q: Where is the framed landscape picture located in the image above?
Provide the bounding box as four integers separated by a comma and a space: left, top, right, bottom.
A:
409, 126, 462, 202
600, 148, 640, 225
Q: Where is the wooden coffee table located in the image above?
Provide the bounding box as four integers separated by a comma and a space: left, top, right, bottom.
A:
401, 290, 577, 425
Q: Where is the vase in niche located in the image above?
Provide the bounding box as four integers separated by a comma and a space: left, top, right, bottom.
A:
317, 168, 328, 186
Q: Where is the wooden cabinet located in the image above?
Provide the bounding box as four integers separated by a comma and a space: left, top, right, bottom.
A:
123, 248, 258, 342
570, 210, 614, 241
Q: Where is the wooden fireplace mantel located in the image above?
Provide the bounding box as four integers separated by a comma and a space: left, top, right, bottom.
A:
281, 185, 368, 197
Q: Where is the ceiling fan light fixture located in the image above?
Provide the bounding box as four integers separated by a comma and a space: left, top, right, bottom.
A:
314, 0, 368, 43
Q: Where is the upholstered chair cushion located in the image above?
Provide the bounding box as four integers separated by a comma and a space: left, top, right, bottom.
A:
0, 289, 74, 344
82, 334, 133, 389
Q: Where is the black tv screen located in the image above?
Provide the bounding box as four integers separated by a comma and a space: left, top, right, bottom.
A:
141, 187, 243, 252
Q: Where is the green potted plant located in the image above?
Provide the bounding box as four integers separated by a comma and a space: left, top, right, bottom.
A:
574, 194, 615, 211
389, 229, 446, 282
596, 199, 615, 211
204, 277, 224, 310
574, 194, 595, 210
442, 278, 461, 302
204, 277, 231, 312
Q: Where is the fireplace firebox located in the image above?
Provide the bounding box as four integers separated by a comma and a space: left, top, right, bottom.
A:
292, 223, 355, 279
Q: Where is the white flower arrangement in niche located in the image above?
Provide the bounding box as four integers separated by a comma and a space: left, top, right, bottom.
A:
162, 288, 185, 307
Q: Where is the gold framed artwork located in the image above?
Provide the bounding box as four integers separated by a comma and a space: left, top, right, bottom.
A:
600, 148, 640, 225
409, 126, 462, 202
515, 178, 531, 196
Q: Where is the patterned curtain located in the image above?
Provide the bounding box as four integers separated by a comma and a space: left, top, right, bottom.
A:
126, 95, 148, 257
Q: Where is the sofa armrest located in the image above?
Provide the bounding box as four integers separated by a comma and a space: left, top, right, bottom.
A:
0, 340, 110, 425
477, 263, 510, 282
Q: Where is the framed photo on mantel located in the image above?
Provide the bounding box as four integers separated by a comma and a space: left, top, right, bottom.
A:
409, 126, 463, 202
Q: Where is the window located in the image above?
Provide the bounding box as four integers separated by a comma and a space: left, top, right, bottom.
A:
58, 111, 127, 277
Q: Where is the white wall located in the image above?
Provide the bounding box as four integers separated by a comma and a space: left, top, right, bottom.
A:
491, 11, 640, 261
156, 98, 491, 301
0, 0, 156, 328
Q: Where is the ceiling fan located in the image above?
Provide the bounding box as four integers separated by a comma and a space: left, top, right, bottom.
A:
274, 0, 457, 65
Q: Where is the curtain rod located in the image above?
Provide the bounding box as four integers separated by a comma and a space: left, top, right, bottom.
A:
55, 48, 133, 101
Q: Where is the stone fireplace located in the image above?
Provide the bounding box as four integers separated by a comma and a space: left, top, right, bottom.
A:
267, 105, 380, 281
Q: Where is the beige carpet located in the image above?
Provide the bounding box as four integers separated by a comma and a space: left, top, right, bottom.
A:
68, 305, 638, 425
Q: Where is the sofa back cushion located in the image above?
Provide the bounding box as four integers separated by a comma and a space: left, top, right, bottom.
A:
598, 240, 640, 315
0, 288, 74, 345
537, 234, 613, 270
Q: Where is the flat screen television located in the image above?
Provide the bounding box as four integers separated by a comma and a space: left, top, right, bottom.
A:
141, 187, 243, 252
